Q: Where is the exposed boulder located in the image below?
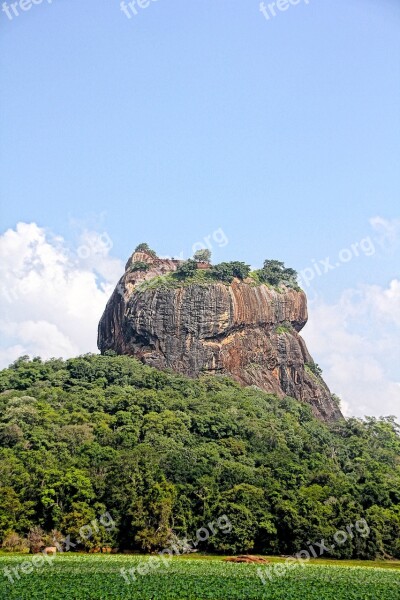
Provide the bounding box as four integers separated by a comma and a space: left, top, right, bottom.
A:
98, 251, 342, 422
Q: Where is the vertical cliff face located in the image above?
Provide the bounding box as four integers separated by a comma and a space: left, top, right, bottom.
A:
98, 251, 342, 422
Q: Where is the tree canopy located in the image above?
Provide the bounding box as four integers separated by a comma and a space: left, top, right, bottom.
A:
257, 260, 298, 287
210, 262, 251, 283
193, 249, 212, 263
0, 354, 399, 558
134, 243, 157, 257
175, 259, 198, 279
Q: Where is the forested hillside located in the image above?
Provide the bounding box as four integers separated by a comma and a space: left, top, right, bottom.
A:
0, 354, 399, 558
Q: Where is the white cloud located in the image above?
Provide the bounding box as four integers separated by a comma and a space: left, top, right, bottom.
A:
370, 216, 400, 252
303, 281, 400, 420
0, 222, 123, 367
363, 279, 400, 326
0, 320, 78, 359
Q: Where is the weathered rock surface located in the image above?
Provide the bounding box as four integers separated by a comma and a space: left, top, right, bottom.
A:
98, 251, 342, 422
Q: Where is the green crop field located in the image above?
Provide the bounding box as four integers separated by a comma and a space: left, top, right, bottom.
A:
1, 555, 400, 599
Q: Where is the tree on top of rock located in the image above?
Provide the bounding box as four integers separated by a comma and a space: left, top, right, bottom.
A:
134, 243, 157, 258
260, 260, 298, 287
175, 259, 198, 278
193, 249, 212, 263
211, 262, 251, 283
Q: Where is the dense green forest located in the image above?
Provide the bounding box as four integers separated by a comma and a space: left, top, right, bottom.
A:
0, 354, 399, 559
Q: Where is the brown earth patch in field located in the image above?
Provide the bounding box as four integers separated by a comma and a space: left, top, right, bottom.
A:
223, 555, 270, 564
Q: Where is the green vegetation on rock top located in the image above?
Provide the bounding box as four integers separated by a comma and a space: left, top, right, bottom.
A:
129, 246, 301, 291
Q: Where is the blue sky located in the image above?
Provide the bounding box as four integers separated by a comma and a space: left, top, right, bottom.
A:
0, 0, 399, 418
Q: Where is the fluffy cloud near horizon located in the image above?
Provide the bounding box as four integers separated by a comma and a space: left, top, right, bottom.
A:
303, 281, 400, 420
0, 222, 123, 367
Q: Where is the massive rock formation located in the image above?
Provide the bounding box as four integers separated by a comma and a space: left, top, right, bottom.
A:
98, 250, 342, 422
